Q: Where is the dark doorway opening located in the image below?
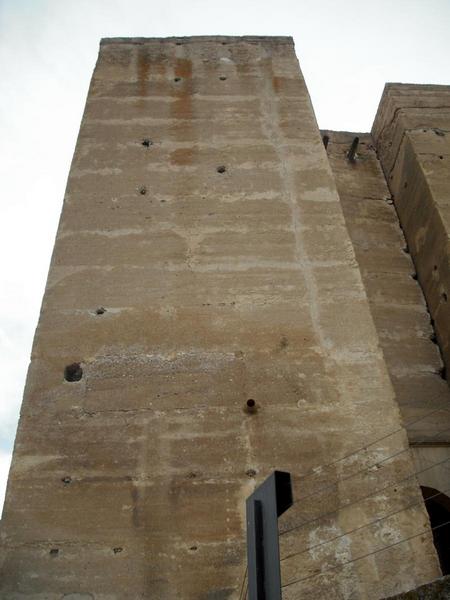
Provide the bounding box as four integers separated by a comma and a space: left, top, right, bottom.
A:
422, 486, 450, 575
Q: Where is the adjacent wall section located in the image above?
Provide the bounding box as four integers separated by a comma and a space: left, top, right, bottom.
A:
324, 130, 450, 541
324, 130, 450, 443
373, 84, 450, 379
0, 39, 440, 599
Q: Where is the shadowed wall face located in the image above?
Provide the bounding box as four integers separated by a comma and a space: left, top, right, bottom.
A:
0, 38, 440, 599
372, 84, 450, 380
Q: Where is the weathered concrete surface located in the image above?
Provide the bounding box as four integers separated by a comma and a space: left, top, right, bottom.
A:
0, 38, 441, 599
383, 575, 450, 599
324, 129, 450, 536
323, 130, 450, 443
372, 84, 450, 380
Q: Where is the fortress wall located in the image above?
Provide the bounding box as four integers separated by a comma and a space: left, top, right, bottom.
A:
0, 39, 440, 599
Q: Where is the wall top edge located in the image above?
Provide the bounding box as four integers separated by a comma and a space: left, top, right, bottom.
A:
383, 82, 450, 93
100, 35, 295, 46
372, 82, 450, 141
320, 129, 370, 138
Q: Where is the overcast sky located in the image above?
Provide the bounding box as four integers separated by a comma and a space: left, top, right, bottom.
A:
1, 0, 449, 512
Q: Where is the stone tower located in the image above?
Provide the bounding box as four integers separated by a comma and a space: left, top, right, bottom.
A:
1, 37, 449, 599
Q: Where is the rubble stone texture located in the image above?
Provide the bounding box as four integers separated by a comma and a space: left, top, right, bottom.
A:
384, 575, 450, 599
0, 38, 447, 599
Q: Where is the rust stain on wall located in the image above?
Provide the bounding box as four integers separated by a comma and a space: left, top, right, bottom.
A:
137, 45, 151, 97
170, 147, 197, 166
171, 58, 193, 121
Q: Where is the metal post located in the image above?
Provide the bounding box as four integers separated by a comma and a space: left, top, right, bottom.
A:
246, 471, 293, 600
347, 136, 359, 162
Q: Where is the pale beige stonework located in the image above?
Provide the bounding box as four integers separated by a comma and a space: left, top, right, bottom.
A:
0, 39, 444, 599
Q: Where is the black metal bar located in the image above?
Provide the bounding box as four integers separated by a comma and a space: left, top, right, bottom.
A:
347, 136, 359, 162
246, 471, 293, 600
254, 500, 266, 599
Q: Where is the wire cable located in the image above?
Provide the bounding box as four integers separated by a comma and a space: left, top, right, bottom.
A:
238, 566, 247, 600
281, 483, 450, 563
287, 445, 408, 509
279, 455, 450, 536
235, 395, 450, 595
288, 399, 449, 488
283, 407, 450, 514
281, 518, 450, 589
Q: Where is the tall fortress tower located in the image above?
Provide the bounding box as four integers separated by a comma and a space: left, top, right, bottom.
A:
1, 36, 450, 599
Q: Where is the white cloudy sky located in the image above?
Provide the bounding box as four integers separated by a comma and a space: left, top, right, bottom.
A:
0, 0, 449, 512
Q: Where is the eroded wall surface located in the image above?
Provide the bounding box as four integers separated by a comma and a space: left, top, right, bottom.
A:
0, 38, 440, 599
384, 575, 450, 599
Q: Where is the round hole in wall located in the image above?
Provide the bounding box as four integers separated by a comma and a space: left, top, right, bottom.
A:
142, 138, 153, 148
139, 186, 147, 195
245, 399, 257, 414
219, 76, 227, 81
216, 165, 226, 174
174, 77, 181, 82
49, 548, 59, 556
95, 307, 106, 315
64, 363, 82, 382
61, 476, 72, 485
